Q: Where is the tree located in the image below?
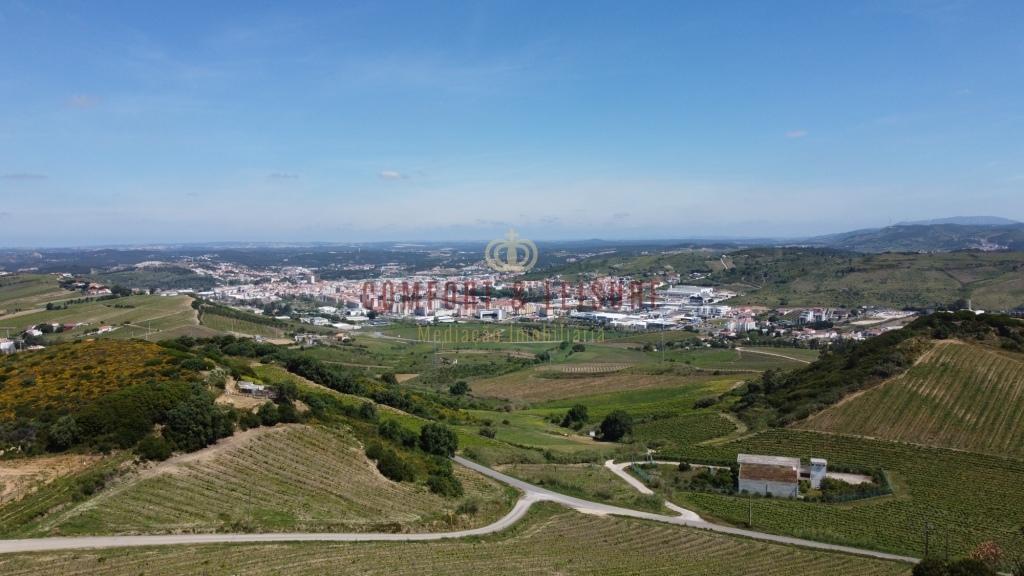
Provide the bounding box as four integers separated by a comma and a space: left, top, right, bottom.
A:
419, 423, 458, 456
358, 401, 378, 421
560, 404, 588, 428
448, 381, 470, 396
376, 448, 415, 482
273, 380, 299, 403
599, 410, 633, 442
257, 401, 280, 426
165, 395, 217, 452
136, 434, 172, 461
47, 415, 80, 451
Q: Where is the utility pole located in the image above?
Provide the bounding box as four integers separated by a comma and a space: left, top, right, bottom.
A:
924, 522, 933, 558
748, 500, 753, 528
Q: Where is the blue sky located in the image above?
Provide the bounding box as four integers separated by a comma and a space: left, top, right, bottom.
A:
1, 0, 1022, 246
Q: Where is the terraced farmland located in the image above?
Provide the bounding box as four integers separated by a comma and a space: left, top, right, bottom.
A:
633, 413, 738, 449
669, 429, 1024, 559
0, 275, 69, 316
0, 505, 911, 576
0, 295, 200, 342
199, 310, 286, 338
797, 341, 1024, 458
46, 425, 514, 536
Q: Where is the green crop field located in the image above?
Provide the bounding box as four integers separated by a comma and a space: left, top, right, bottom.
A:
0, 295, 200, 341
498, 463, 667, 512
633, 413, 739, 450
525, 375, 740, 422
0, 275, 71, 316
668, 429, 1024, 559
457, 410, 602, 456
43, 424, 514, 536
199, 310, 287, 338
798, 341, 1024, 458
472, 365, 740, 404
0, 504, 912, 576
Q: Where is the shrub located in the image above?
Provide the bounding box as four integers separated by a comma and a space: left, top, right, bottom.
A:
137, 434, 173, 461
947, 559, 995, 576
478, 426, 497, 438
560, 404, 588, 428
419, 423, 458, 456
379, 419, 418, 448
376, 449, 415, 482
456, 498, 480, 515
913, 559, 949, 576
448, 381, 470, 396
239, 410, 261, 430
599, 410, 633, 442
358, 401, 378, 421
46, 415, 80, 451
571, 343, 586, 353
427, 472, 464, 497
257, 402, 279, 426
693, 396, 718, 409
277, 402, 300, 424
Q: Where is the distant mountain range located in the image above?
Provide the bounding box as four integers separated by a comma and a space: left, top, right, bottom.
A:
895, 216, 1020, 226
807, 218, 1024, 252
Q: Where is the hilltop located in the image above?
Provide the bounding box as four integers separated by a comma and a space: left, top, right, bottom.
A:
808, 222, 1024, 253
730, 311, 1024, 427
796, 339, 1024, 458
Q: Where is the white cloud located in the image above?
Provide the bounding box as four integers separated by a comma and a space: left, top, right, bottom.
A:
785, 129, 808, 139
2, 172, 47, 180
378, 170, 407, 180
267, 172, 299, 180
67, 94, 100, 109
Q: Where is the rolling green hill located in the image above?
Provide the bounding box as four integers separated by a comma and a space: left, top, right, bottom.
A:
796, 340, 1024, 458
810, 222, 1024, 253
47, 424, 514, 536
718, 248, 1024, 309
731, 312, 1024, 427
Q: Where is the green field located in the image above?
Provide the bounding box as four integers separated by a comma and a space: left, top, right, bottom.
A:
42, 424, 514, 536
498, 463, 666, 512
633, 413, 739, 450
0, 275, 71, 316
199, 310, 287, 338
798, 341, 1024, 458
0, 294, 201, 341
669, 429, 1024, 559
526, 375, 740, 422
0, 504, 912, 576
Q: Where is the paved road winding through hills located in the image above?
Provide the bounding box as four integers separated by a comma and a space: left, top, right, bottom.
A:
0, 456, 919, 566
